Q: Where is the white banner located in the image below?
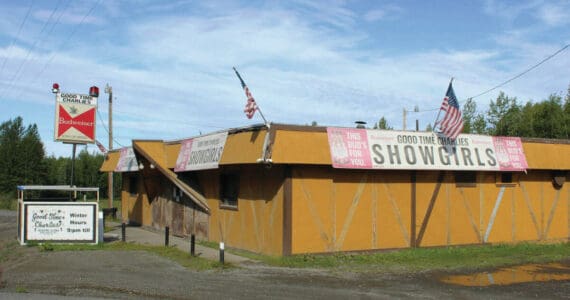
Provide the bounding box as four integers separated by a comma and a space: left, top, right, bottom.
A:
327, 128, 528, 171
24, 203, 97, 243
115, 147, 138, 172
175, 132, 228, 171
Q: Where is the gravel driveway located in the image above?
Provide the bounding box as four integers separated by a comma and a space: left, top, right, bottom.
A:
2, 210, 569, 299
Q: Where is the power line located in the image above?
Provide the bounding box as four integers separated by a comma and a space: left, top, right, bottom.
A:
32, 0, 101, 84
0, 0, 35, 79
97, 107, 124, 148
0, 0, 64, 101
468, 43, 570, 100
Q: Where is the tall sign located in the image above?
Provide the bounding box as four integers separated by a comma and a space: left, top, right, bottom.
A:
54, 92, 97, 143
327, 128, 528, 171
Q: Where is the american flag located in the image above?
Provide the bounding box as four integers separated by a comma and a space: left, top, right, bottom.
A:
95, 139, 107, 154
233, 67, 258, 119
438, 82, 463, 140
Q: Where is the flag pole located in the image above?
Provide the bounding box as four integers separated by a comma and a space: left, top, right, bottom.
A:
432, 77, 454, 132
232, 67, 268, 126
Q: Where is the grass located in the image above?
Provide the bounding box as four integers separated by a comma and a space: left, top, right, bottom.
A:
215, 241, 570, 274
41, 242, 228, 271
0, 192, 17, 210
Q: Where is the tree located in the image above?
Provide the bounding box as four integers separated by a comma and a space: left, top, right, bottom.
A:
462, 98, 487, 134
531, 94, 566, 139
0, 117, 46, 193
373, 117, 392, 130
487, 92, 521, 136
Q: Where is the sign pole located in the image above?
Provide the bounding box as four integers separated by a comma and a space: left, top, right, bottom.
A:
105, 84, 113, 210
70, 143, 77, 200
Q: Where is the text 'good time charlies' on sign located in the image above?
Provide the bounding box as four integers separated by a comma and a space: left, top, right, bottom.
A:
54, 93, 97, 143
327, 128, 528, 171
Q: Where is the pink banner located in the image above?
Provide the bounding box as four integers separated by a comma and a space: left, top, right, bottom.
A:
492, 137, 528, 171
327, 128, 372, 168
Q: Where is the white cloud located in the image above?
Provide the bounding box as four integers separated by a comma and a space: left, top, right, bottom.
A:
1, 1, 569, 156
363, 5, 402, 22
537, 3, 570, 27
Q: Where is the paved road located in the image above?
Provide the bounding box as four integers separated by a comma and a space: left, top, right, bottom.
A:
2, 210, 570, 299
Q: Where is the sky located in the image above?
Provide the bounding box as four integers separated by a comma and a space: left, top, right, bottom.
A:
0, 0, 569, 157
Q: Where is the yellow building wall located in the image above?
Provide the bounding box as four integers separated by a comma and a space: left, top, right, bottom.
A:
121, 174, 153, 226
291, 166, 569, 254
291, 166, 412, 254
205, 165, 285, 255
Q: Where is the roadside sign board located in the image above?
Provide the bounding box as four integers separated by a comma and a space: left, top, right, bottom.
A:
23, 202, 98, 244
54, 93, 97, 143
175, 131, 228, 171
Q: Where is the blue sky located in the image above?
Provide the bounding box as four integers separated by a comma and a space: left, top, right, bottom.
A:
0, 0, 569, 157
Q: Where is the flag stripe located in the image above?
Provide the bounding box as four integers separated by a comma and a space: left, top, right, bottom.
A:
438, 82, 463, 140
234, 68, 258, 119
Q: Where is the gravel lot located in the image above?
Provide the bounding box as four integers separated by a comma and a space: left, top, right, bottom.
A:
2, 210, 570, 299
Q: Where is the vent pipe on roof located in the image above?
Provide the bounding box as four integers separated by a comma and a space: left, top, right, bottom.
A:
355, 121, 366, 129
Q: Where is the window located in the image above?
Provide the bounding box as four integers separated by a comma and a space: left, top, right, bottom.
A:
496, 172, 517, 186
129, 176, 138, 196
455, 172, 476, 187
220, 173, 239, 209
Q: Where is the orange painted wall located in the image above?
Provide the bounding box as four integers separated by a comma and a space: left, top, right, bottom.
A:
121, 174, 152, 226
204, 165, 285, 255
291, 166, 569, 254
291, 166, 412, 254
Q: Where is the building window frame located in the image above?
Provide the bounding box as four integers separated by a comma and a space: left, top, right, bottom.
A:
219, 172, 240, 210
455, 171, 477, 187
496, 172, 518, 187
128, 175, 138, 196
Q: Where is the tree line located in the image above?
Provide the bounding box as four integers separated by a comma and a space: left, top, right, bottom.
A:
376, 86, 570, 139
0, 116, 120, 200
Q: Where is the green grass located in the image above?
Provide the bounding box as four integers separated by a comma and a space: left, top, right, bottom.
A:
0, 192, 17, 210
98, 198, 121, 210
42, 242, 229, 271
221, 242, 570, 273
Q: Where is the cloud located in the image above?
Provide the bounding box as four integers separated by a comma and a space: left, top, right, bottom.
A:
363, 5, 403, 22
537, 3, 570, 27
2, 1, 569, 156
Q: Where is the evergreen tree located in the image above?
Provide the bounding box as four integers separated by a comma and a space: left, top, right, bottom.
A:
373, 117, 392, 130
0, 117, 46, 193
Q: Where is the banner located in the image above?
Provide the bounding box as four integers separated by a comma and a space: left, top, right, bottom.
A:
24, 202, 97, 243
175, 131, 228, 171
54, 93, 97, 143
327, 128, 527, 171
115, 147, 138, 172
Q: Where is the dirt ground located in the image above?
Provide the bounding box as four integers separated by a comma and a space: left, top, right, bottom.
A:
2, 210, 570, 299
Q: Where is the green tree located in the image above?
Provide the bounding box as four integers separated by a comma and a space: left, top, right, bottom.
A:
0, 117, 46, 193
531, 94, 566, 139
462, 98, 487, 134
487, 92, 521, 136
373, 117, 392, 130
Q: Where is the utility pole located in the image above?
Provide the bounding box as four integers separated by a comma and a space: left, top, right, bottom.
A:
403, 108, 407, 131
105, 84, 113, 209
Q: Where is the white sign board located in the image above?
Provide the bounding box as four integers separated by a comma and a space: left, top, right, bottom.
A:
327, 128, 528, 171
23, 202, 98, 244
115, 147, 139, 172
175, 132, 228, 171
54, 93, 97, 143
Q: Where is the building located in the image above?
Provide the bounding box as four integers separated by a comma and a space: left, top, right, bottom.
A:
100, 123, 570, 256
